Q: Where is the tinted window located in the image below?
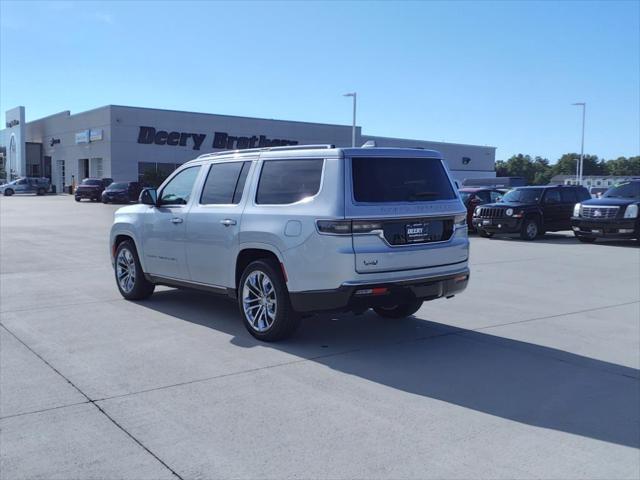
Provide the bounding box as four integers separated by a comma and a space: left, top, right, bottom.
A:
603, 181, 640, 199
476, 191, 491, 203
352, 157, 455, 203
200, 162, 249, 205
459, 191, 471, 204
490, 190, 503, 202
159, 166, 201, 205
81, 179, 102, 186
502, 188, 544, 203
107, 183, 128, 190
544, 189, 561, 203
256, 159, 323, 204
560, 189, 577, 203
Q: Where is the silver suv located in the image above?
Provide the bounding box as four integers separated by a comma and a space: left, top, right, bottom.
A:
110, 145, 470, 341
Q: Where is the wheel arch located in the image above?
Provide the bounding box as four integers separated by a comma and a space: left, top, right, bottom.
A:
235, 246, 285, 290
110, 228, 145, 270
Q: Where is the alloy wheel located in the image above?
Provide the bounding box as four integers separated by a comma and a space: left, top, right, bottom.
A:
242, 271, 277, 332
116, 247, 136, 294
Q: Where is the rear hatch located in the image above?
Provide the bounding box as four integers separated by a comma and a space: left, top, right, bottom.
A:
345, 152, 467, 274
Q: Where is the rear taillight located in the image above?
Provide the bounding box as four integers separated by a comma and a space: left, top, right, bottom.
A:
316, 220, 384, 235
454, 215, 466, 227
316, 220, 352, 235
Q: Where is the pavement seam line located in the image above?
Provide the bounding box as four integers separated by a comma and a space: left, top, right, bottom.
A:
0, 323, 184, 480
0, 400, 91, 420
95, 300, 640, 403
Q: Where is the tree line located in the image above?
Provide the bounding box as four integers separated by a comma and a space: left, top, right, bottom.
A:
495, 154, 640, 185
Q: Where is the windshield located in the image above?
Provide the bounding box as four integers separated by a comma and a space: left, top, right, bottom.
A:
107, 183, 128, 190
352, 157, 456, 203
501, 188, 543, 203
459, 191, 471, 203
603, 181, 640, 199
81, 179, 103, 186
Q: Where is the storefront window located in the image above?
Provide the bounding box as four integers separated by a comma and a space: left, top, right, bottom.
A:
138, 162, 181, 187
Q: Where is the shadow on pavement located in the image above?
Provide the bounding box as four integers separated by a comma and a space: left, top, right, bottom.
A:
140, 288, 640, 449
479, 231, 639, 247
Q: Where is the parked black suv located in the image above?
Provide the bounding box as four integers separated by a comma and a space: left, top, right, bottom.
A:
571, 180, 640, 243
472, 185, 590, 240
75, 178, 113, 202
101, 181, 142, 204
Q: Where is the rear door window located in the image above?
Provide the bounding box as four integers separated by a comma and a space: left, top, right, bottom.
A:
351, 157, 455, 203
560, 189, 577, 203
256, 159, 324, 204
200, 161, 250, 205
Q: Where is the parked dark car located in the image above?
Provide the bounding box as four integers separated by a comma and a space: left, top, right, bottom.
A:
459, 188, 505, 230
75, 178, 107, 202
571, 180, 640, 244
472, 185, 591, 240
101, 181, 142, 204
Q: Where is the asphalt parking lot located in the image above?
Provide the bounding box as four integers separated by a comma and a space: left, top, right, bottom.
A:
1, 194, 639, 480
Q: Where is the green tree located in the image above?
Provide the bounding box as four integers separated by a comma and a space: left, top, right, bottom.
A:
551, 153, 605, 177
605, 156, 640, 176
495, 154, 552, 185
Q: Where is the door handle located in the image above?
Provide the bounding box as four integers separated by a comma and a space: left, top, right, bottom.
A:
170, 217, 183, 224
220, 219, 237, 226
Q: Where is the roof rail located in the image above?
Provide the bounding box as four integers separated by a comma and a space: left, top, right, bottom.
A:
195, 144, 335, 160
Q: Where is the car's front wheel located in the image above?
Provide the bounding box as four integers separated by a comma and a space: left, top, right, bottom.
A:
238, 259, 300, 341
114, 240, 155, 300
520, 217, 540, 241
478, 229, 493, 238
36, 188, 45, 196
3, 189, 14, 196
373, 300, 423, 319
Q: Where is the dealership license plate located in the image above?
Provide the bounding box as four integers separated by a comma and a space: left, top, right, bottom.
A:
592, 229, 602, 234
405, 222, 430, 243
483, 219, 491, 225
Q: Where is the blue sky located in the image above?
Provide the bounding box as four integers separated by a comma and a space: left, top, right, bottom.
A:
1, 0, 638, 161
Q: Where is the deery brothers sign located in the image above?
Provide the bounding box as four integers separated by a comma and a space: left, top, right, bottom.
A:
137, 126, 298, 151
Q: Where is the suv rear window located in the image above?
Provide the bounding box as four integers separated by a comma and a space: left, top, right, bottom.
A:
352, 157, 455, 203
256, 159, 324, 204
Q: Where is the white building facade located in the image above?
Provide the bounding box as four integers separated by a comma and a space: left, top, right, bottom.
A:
1, 105, 496, 192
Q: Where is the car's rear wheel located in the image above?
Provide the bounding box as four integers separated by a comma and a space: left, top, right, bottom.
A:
238, 259, 300, 341
36, 188, 45, 196
114, 240, 155, 300
478, 229, 493, 238
75, 197, 81, 202
520, 218, 540, 241
373, 300, 423, 319
576, 235, 596, 243
4, 189, 14, 197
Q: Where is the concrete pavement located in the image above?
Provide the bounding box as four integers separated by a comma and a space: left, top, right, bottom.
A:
1, 195, 638, 479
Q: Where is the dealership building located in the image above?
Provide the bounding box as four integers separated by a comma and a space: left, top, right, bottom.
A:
1, 105, 496, 192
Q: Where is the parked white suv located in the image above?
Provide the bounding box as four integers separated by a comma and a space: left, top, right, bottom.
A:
110, 145, 470, 341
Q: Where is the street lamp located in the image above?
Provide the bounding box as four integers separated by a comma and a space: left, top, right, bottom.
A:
343, 92, 357, 147
572, 102, 586, 185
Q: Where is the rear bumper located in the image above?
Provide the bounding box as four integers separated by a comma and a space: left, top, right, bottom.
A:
289, 269, 470, 313
472, 217, 522, 233
571, 217, 638, 239
75, 190, 101, 199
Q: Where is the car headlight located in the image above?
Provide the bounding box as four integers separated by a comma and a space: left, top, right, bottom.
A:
505, 208, 513, 216
624, 204, 639, 219
474, 207, 481, 216
573, 203, 581, 217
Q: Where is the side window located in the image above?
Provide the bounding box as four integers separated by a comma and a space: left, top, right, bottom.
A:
490, 190, 502, 202
544, 189, 561, 204
159, 166, 201, 206
560, 189, 577, 203
200, 162, 249, 205
578, 187, 591, 201
256, 159, 324, 205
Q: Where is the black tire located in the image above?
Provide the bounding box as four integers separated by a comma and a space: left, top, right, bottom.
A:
478, 229, 494, 238
374, 300, 424, 319
114, 240, 155, 300
238, 259, 300, 342
520, 217, 540, 241
75, 197, 81, 202
576, 235, 596, 243
102, 198, 108, 204
36, 188, 45, 196
4, 189, 14, 197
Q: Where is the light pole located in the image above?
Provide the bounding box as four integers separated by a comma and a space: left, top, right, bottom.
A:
572, 102, 586, 185
343, 92, 357, 147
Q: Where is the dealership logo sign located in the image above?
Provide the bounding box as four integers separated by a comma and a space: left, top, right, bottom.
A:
5, 119, 20, 128
137, 126, 298, 151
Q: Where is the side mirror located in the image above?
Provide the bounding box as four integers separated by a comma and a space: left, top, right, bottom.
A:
139, 188, 158, 206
